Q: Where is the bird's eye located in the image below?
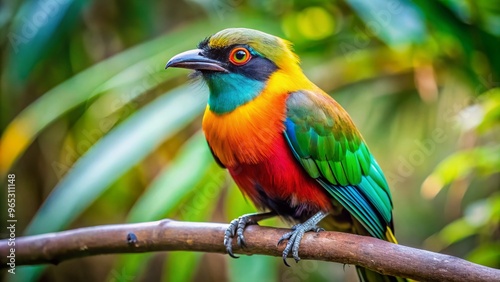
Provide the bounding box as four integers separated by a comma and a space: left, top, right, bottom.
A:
229, 47, 251, 66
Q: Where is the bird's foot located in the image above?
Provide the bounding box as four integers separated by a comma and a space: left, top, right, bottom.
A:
277, 211, 329, 266
224, 212, 276, 258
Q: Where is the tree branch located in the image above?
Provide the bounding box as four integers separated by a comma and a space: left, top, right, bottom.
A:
1, 220, 498, 281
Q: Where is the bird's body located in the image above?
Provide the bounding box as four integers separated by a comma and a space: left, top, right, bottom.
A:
207, 116, 333, 220
202, 68, 333, 220
166, 28, 408, 282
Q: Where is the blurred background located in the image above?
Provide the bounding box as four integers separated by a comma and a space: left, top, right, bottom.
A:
1, 0, 499, 281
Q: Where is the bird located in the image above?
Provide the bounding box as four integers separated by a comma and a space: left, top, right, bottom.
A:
166, 28, 408, 282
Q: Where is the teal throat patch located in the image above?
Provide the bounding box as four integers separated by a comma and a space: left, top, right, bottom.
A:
206, 73, 265, 114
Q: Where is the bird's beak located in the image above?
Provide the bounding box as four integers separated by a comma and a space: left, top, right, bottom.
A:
165, 49, 228, 72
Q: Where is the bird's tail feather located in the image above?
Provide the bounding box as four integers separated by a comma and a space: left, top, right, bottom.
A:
355, 227, 411, 282
356, 267, 409, 282
385, 227, 398, 244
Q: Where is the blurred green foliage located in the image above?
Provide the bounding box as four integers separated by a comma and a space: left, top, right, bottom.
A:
1, 0, 499, 281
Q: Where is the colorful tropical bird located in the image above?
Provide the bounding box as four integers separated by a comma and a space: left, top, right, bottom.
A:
166, 28, 408, 282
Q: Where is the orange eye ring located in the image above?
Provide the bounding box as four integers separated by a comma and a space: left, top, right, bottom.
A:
229, 47, 251, 66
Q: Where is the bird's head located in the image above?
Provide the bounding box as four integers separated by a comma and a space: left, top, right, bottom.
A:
166, 28, 311, 114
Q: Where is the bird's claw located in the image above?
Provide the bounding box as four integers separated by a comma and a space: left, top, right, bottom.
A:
224, 218, 240, 258
277, 223, 324, 267
224, 215, 257, 258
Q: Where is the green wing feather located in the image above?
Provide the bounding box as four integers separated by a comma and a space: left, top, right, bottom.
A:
284, 90, 394, 240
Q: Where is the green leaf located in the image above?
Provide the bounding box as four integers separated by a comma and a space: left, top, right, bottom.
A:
6, 0, 77, 83
438, 218, 477, 246
10, 265, 45, 282
24, 84, 207, 236
106, 254, 150, 282
174, 166, 227, 222
346, 0, 425, 45
117, 132, 226, 281
225, 181, 256, 221
160, 177, 225, 282
127, 131, 216, 223
163, 252, 202, 282
228, 255, 277, 282
0, 22, 207, 176
422, 146, 500, 197
467, 243, 500, 268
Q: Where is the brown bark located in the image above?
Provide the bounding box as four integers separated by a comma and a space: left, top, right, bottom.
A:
1, 220, 498, 281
